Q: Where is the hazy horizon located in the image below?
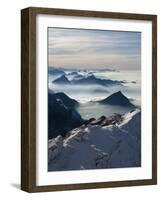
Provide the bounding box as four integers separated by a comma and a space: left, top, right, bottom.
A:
48, 27, 141, 70
48, 66, 141, 71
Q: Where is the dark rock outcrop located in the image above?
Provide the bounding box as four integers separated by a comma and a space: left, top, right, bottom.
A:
48, 92, 83, 139
53, 75, 71, 84
98, 91, 135, 107
54, 92, 79, 108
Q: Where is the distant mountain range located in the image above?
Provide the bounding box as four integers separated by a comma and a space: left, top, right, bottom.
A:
72, 75, 123, 86
48, 67, 117, 73
98, 91, 135, 107
52, 74, 123, 86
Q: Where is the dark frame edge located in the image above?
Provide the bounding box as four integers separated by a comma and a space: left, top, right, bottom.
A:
28, 179, 155, 193
21, 7, 37, 192
25, 6, 157, 20
152, 15, 157, 185
21, 8, 30, 192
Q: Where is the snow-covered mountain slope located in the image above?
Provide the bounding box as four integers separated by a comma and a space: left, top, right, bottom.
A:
48, 109, 141, 171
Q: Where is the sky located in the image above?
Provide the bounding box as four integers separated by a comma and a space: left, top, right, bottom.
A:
48, 27, 141, 70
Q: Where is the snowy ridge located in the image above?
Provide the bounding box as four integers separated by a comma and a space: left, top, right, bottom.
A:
48, 109, 141, 171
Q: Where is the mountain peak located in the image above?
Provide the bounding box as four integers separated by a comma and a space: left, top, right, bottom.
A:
99, 91, 135, 107
115, 91, 122, 94
53, 75, 71, 84
111, 91, 124, 97
54, 92, 79, 108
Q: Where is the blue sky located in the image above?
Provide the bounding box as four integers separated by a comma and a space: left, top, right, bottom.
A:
48, 28, 141, 70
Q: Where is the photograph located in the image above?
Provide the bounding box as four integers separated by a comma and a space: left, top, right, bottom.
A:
48, 27, 141, 171
21, 7, 157, 192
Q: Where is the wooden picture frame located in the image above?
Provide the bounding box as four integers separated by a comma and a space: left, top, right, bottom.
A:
21, 7, 157, 192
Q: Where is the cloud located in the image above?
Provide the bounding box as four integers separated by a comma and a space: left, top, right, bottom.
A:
48, 28, 141, 70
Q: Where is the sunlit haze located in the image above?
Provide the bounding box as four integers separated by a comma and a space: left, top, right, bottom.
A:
48, 27, 141, 70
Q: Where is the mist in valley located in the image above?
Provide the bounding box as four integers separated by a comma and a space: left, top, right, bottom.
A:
48, 68, 141, 120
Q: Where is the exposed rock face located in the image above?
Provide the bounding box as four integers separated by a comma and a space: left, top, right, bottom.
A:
48, 109, 141, 171
98, 91, 135, 107
54, 92, 79, 108
48, 92, 83, 139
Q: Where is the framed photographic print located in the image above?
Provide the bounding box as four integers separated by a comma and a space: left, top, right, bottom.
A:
21, 7, 157, 192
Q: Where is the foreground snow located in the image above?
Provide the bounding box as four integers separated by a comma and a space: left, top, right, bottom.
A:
48, 109, 141, 171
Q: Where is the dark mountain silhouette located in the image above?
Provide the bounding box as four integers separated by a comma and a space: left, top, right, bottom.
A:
52, 74, 124, 86
53, 75, 71, 84
48, 92, 83, 139
68, 71, 78, 76
98, 91, 135, 107
73, 74, 84, 80
54, 92, 79, 108
72, 75, 123, 86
